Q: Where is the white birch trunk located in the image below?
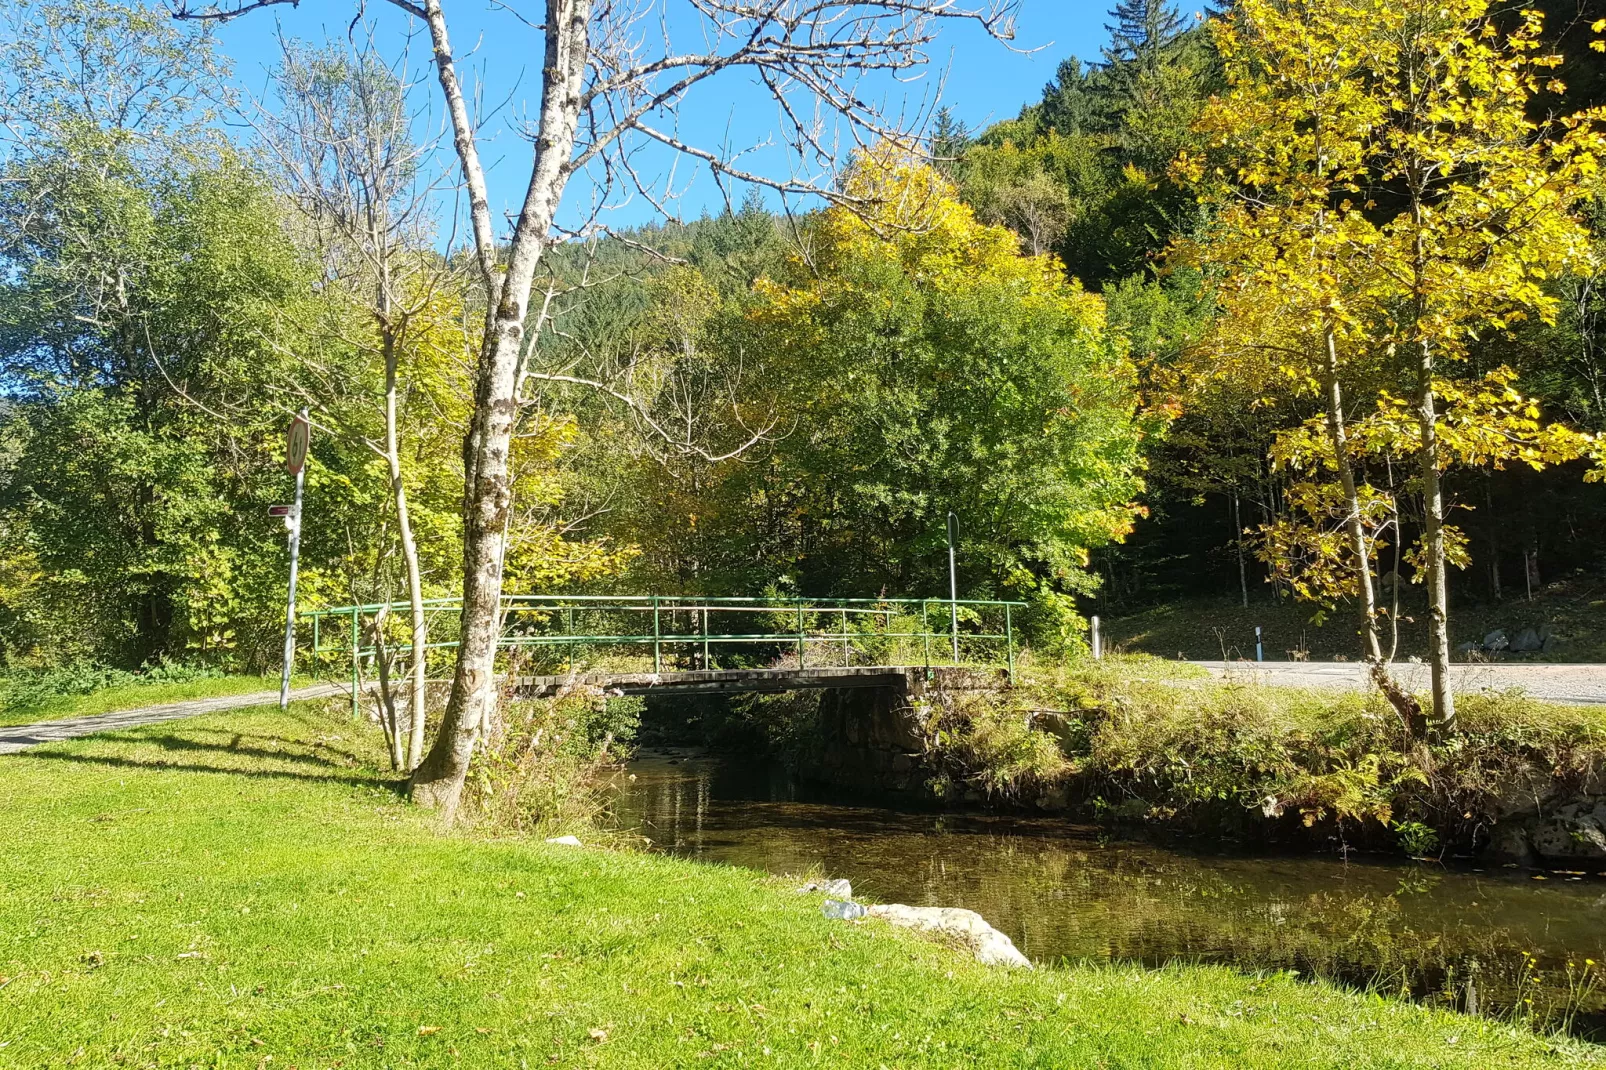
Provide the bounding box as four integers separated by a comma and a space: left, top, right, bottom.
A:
408, 0, 591, 816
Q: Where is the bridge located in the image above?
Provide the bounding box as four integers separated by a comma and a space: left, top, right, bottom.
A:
298, 595, 1024, 716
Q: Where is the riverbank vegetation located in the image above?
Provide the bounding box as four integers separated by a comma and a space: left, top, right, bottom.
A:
1, 700, 1596, 1068
905, 659, 1606, 860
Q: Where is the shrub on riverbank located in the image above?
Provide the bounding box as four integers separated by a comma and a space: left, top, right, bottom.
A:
918, 658, 1606, 859
0, 702, 1592, 1067
465, 686, 642, 835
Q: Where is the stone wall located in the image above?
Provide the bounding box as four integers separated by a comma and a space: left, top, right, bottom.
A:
800, 667, 1005, 798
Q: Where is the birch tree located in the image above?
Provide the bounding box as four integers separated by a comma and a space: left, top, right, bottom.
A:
177, 0, 1018, 818
258, 39, 455, 771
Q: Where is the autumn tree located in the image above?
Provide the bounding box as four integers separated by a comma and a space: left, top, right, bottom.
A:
1182, 0, 1606, 728
690, 150, 1149, 639
1176, 0, 1396, 663
1365, 3, 1605, 727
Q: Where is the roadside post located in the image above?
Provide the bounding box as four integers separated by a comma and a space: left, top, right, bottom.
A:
947, 511, 960, 662
1091, 615, 1102, 660
1255, 626, 1264, 663
279, 410, 310, 709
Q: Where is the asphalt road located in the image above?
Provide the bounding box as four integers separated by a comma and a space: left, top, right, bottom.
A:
1194, 660, 1606, 706
0, 683, 348, 755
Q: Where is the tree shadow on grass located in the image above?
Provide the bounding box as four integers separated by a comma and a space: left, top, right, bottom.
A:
21, 725, 407, 796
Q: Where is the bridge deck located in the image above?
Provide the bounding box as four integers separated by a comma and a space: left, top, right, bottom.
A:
515, 665, 922, 697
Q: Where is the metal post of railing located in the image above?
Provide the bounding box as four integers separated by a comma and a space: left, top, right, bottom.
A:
349, 606, 360, 720
796, 601, 806, 668
922, 600, 931, 673
311, 611, 320, 670
702, 606, 710, 670
841, 607, 849, 667
567, 605, 575, 673
653, 596, 662, 674
1005, 603, 1015, 685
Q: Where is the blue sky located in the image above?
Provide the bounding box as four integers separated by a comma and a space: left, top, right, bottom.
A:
212, 1, 1204, 235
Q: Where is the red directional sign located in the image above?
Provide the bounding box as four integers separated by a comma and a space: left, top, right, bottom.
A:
285, 414, 310, 475
267, 505, 293, 517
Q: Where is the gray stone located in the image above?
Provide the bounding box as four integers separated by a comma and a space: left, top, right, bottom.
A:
1455, 641, 1481, 655
1485, 821, 1536, 868
1487, 797, 1606, 868
1542, 635, 1564, 653
1510, 628, 1543, 653
1034, 785, 1070, 811
1482, 629, 1509, 651
798, 878, 853, 898
865, 904, 1032, 969
1528, 800, 1606, 864
544, 835, 582, 846
1030, 711, 1076, 743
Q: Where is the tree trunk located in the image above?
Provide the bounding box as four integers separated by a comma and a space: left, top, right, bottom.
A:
408, 0, 591, 817
1232, 490, 1248, 608
371, 608, 406, 770
1485, 477, 1501, 601
1416, 341, 1455, 731
381, 328, 429, 771
1321, 327, 1382, 662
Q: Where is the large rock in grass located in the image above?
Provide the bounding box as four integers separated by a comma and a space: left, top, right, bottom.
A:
865, 904, 1032, 969
1510, 628, 1543, 653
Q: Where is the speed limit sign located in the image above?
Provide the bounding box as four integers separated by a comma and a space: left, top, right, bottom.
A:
285, 414, 310, 474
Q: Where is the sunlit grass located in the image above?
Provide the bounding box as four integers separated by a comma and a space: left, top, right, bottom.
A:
0, 702, 1595, 1067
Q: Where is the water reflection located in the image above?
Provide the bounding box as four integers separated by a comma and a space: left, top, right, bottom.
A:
608, 750, 1606, 1036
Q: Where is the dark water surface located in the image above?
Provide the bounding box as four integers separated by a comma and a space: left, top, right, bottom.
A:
608, 750, 1606, 1035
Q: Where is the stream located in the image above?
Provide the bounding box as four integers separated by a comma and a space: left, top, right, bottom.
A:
608, 749, 1606, 1038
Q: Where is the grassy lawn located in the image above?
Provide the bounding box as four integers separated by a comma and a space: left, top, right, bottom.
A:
0, 674, 307, 728
0, 705, 1598, 1068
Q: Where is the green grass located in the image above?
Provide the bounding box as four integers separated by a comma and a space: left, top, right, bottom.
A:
0, 704, 1598, 1067
0, 674, 304, 728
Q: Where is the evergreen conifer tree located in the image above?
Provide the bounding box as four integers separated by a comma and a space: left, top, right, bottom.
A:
1102, 0, 1188, 75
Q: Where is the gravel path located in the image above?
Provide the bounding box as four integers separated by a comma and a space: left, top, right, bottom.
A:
0, 683, 349, 755
1194, 660, 1606, 705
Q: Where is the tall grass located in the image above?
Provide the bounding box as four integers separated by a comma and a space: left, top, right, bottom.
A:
464, 687, 643, 836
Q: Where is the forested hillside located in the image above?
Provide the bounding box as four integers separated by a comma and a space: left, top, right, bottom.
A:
1, 0, 1603, 692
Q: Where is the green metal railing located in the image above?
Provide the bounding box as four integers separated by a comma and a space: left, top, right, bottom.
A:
299, 594, 1025, 716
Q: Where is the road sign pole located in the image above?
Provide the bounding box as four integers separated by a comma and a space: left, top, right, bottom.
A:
279, 464, 304, 709
279, 410, 310, 710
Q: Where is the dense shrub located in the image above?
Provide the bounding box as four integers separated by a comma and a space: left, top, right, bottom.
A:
0, 660, 222, 714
